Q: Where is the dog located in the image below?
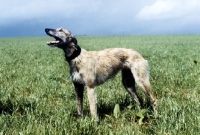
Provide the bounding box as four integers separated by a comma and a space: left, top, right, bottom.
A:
45, 27, 157, 121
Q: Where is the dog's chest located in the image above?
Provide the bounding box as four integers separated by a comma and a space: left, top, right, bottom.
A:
70, 70, 82, 83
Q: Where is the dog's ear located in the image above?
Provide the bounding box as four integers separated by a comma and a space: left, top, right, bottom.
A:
66, 36, 77, 44
62, 29, 71, 35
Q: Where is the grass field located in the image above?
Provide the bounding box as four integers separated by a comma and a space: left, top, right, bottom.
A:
0, 35, 200, 134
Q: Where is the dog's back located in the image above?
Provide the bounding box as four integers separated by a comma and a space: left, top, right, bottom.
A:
70, 48, 146, 86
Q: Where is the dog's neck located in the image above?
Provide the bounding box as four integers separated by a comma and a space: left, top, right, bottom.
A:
63, 44, 81, 62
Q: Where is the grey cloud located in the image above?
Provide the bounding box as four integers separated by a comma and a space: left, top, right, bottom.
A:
0, 0, 200, 37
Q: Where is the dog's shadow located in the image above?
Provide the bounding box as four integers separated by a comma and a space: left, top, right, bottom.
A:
97, 97, 137, 119
98, 96, 154, 120
72, 95, 155, 120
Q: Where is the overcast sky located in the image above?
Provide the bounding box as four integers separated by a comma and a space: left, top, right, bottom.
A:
1, 0, 200, 37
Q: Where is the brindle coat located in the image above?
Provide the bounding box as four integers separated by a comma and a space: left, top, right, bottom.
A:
45, 28, 157, 121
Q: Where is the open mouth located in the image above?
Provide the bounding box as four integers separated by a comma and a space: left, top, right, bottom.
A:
45, 28, 63, 46
47, 37, 63, 45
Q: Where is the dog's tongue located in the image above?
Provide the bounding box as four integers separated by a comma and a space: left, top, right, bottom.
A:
47, 40, 60, 45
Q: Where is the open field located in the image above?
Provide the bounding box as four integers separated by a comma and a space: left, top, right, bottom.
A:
0, 35, 200, 134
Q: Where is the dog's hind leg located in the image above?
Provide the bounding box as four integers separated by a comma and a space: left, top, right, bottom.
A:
122, 68, 142, 108
74, 83, 84, 117
130, 60, 157, 112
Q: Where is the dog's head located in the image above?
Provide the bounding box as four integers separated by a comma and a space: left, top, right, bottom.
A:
45, 27, 81, 61
45, 28, 77, 48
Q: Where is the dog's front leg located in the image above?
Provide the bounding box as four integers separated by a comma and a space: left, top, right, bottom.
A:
73, 83, 84, 117
86, 86, 99, 121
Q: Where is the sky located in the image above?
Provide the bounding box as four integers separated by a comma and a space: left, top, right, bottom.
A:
1, 0, 200, 37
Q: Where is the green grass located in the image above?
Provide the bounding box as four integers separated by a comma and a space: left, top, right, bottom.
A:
0, 35, 200, 134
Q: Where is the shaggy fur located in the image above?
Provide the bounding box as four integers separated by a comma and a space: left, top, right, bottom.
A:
45, 28, 157, 121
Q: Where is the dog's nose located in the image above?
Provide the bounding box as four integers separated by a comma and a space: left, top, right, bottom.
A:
45, 28, 50, 33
